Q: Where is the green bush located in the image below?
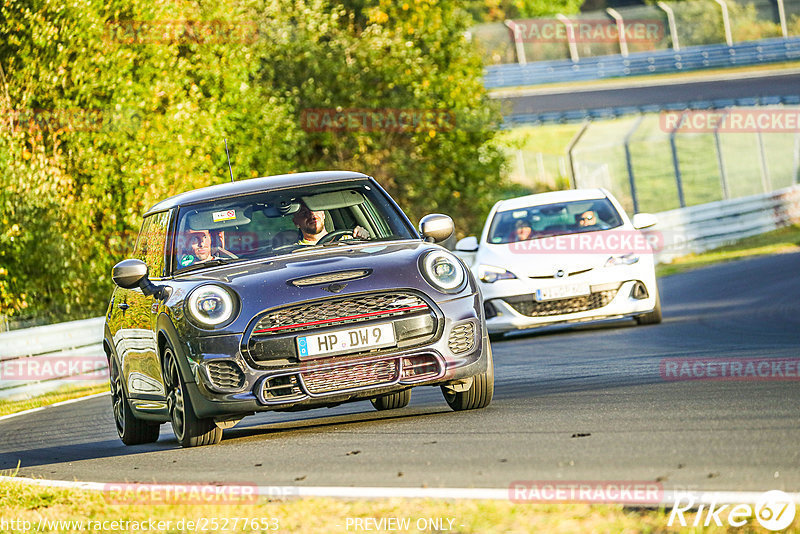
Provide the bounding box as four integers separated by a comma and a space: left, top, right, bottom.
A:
0, 0, 505, 325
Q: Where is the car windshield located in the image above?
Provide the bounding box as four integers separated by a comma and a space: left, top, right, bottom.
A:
487, 198, 623, 244
172, 180, 416, 273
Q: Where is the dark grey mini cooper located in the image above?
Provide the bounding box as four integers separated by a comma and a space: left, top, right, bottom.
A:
105, 171, 493, 447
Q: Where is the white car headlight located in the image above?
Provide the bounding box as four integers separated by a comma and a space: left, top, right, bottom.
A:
187, 284, 237, 327
605, 254, 640, 267
420, 250, 466, 292
477, 264, 517, 284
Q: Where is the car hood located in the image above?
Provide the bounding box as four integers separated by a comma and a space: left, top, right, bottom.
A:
474, 242, 610, 278
170, 240, 458, 332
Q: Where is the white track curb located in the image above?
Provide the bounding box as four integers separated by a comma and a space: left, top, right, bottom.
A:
1, 476, 798, 506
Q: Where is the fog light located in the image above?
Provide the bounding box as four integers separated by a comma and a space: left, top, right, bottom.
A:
630, 282, 649, 300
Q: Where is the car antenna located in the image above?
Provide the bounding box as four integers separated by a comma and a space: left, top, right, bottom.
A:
224, 138, 235, 183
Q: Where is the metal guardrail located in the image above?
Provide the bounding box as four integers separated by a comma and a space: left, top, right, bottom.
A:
485, 37, 800, 89
2, 187, 799, 399
0, 317, 107, 400
650, 184, 800, 263
503, 95, 800, 126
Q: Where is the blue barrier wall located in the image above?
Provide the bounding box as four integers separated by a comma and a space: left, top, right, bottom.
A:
485, 37, 800, 89
504, 95, 800, 126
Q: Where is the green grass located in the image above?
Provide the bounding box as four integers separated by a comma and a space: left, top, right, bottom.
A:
0, 384, 108, 417
657, 224, 800, 277
499, 113, 799, 214
2, 477, 793, 533
497, 124, 583, 156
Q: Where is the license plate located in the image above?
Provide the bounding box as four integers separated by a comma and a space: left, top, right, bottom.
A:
535, 283, 591, 301
297, 323, 396, 359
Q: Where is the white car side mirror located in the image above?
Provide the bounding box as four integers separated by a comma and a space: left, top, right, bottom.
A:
455, 236, 479, 252
632, 213, 658, 230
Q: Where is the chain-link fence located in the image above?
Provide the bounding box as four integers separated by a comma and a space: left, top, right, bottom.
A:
471, 0, 800, 65
505, 149, 570, 190
569, 108, 800, 214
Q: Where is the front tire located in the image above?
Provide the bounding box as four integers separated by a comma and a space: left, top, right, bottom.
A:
441, 344, 494, 411
371, 389, 411, 411
636, 288, 662, 325
164, 347, 222, 448
110, 356, 160, 446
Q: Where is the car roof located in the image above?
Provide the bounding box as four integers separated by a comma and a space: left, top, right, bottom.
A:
145, 171, 371, 215
493, 188, 608, 212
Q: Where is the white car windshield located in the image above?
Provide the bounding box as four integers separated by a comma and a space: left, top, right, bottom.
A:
487, 198, 624, 244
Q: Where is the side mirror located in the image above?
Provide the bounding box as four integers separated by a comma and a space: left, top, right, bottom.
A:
112, 259, 148, 289
632, 213, 658, 230
419, 214, 454, 243
455, 236, 479, 252
112, 259, 168, 300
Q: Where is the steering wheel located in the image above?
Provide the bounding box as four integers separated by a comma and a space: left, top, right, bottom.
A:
316, 230, 353, 244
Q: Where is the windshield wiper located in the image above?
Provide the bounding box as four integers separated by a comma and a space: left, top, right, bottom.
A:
290, 238, 372, 253
322, 238, 372, 246
177, 257, 245, 274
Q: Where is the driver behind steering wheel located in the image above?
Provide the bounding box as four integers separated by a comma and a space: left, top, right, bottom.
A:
292, 201, 368, 245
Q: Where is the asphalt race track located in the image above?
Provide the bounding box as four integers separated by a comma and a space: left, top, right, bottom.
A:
499, 71, 800, 114
1, 253, 799, 493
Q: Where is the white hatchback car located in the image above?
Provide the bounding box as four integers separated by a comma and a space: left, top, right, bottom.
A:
455, 188, 661, 338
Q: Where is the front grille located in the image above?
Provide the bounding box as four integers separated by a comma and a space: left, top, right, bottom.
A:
503, 288, 619, 317
253, 292, 429, 335
206, 360, 245, 390
529, 268, 593, 279
301, 359, 399, 394
448, 322, 476, 354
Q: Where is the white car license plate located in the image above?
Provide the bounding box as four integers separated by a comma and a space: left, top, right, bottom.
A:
297, 323, 396, 359
535, 283, 591, 302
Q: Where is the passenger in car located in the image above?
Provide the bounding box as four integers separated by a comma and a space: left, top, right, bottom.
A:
178, 229, 236, 267
512, 220, 533, 242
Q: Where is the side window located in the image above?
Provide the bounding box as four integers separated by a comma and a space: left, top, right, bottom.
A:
133, 211, 171, 279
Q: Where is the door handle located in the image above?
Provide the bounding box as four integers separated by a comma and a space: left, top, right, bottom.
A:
118, 302, 130, 311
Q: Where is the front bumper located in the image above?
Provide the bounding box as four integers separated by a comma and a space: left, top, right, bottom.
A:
181, 291, 487, 418
481, 264, 658, 333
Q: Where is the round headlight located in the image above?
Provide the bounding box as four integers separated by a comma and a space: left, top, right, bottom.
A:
186, 285, 236, 327
421, 250, 466, 292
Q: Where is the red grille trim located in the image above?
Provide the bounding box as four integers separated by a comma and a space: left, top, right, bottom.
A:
254, 304, 427, 333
